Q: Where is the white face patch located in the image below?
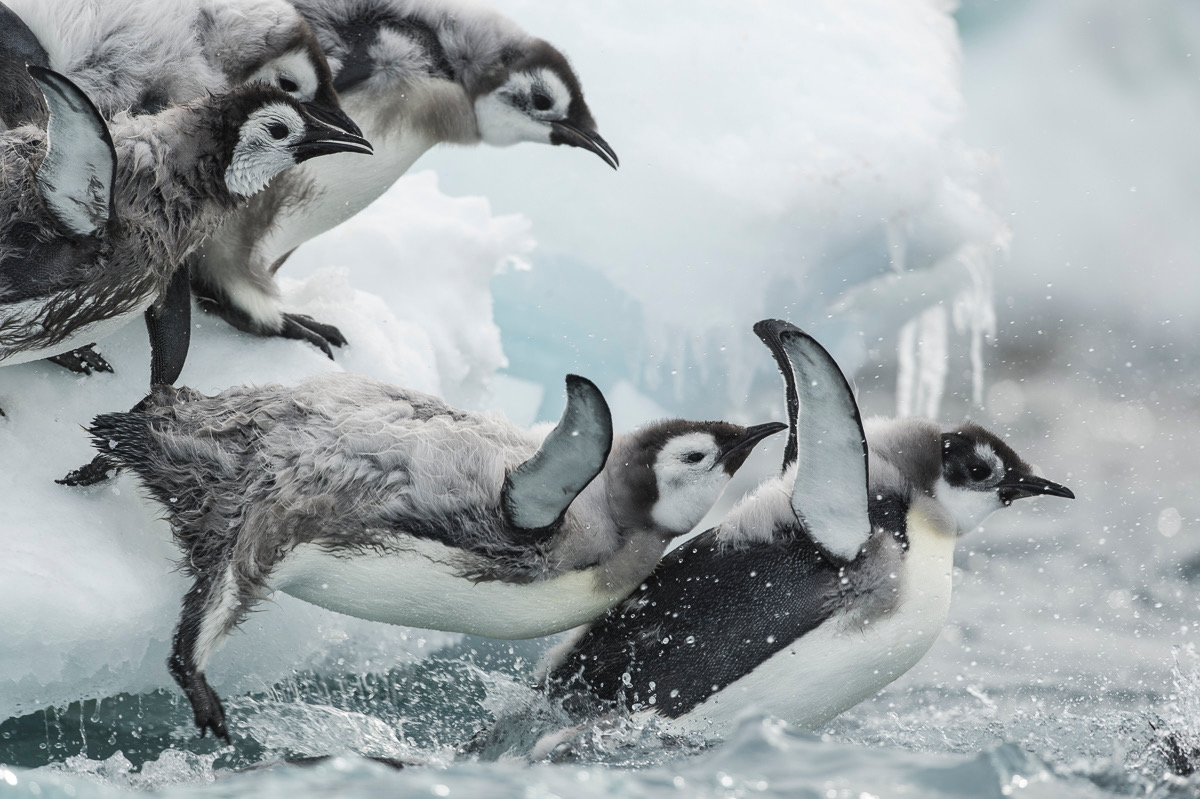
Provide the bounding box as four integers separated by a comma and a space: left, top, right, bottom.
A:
246, 49, 320, 102
934, 477, 1005, 535
474, 68, 572, 146
650, 433, 732, 535
226, 103, 307, 198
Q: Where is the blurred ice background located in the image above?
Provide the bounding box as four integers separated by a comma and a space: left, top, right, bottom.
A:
3, 0, 1200, 796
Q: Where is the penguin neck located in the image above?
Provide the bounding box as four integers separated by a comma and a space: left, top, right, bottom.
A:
111, 107, 240, 270
549, 470, 670, 585
350, 74, 480, 149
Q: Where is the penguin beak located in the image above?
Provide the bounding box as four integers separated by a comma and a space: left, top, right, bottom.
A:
716, 422, 788, 474
996, 474, 1076, 505
302, 101, 364, 140
291, 124, 373, 163
550, 121, 619, 170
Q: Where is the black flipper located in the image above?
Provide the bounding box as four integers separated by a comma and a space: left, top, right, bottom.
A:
0, 1, 50, 128
502, 375, 613, 533
753, 319, 800, 472
27, 66, 115, 238
47, 344, 114, 375
146, 266, 192, 386
770, 323, 872, 562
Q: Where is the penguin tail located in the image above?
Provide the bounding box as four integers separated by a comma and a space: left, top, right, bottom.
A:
88, 411, 158, 475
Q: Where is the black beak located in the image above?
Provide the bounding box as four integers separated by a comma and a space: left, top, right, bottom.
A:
996, 474, 1076, 505
550, 121, 619, 170
292, 122, 373, 163
717, 422, 788, 474
302, 101, 364, 139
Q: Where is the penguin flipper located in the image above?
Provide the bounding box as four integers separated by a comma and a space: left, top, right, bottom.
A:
27, 66, 116, 238
774, 324, 872, 562
502, 375, 613, 533
754, 320, 801, 472
146, 266, 193, 386
0, 2, 50, 128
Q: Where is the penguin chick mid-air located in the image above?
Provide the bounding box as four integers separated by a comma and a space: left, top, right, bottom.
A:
542, 320, 1074, 737
88, 373, 782, 741
192, 0, 617, 354
0, 68, 371, 419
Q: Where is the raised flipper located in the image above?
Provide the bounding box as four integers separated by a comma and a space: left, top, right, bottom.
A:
146, 265, 193, 386
47, 344, 114, 375
502, 375, 613, 533
753, 319, 801, 472
27, 66, 115, 238
757, 320, 871, 562
169, 564, 248, 743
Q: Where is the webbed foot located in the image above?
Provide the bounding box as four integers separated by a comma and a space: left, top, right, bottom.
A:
279, 313, 347, 360
57, 454, 117, 486
48, 344, 114, 375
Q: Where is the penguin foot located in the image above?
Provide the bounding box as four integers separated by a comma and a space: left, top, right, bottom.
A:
47, 344, 114, 375
279, 313, 347, 360
57, 454, 118, 486
185, 674, 231, 744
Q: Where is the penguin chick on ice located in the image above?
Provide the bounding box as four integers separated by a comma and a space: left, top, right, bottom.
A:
191, 0, 617, 353
88, 372, 783, 741
2, 0, 362, 367
541, 320, 1074, 739
0, 68, 371, 418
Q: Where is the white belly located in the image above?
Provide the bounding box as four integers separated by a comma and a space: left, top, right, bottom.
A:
253, 117, 435, 269
665, 507, 957, 735
272, 537, 627, 640
0, 299, 149, 366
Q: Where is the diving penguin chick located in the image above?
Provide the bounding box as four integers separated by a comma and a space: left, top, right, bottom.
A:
542, 320, 1074, 738
88, 372, 783, 741
0, 69, 371, 417
192, 0, 617, 353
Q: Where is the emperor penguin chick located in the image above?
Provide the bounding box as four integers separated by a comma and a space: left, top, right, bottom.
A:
0, 69, 371, 418
6, 0, 356, 130
543, 320, 1074, 738
89, 373, 783, 741
192, 0, 617, 353
2, 0, 361, 366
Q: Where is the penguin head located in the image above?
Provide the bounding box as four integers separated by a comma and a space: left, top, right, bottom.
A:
222, 89, 373, 198
936, 423, 1074, 535
609, 420, 785, 538
242, 38, 363, 140
207, 3, 363, 139
473, 40, 618, 169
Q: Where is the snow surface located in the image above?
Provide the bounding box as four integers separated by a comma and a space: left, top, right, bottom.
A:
422, 0, 1005, 419
0, 0, 998, 732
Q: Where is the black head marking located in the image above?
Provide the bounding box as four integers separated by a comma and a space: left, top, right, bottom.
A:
940, 423, 1027, 490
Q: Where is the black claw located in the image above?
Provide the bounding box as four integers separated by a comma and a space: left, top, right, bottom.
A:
279, 314, 338, 359
58, 454, 118, 486
47, 344, 114, 375
187, 674, 230, 743
289, 314, 348, 348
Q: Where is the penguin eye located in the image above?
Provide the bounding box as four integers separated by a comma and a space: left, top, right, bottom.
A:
532, 92, 553, 112
267, 122, 289, 140
278, 76, 300, 94
684, 452, 706, 464
969, 464, 992, 481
